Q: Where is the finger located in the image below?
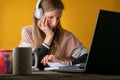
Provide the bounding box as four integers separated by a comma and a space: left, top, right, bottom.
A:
37, 20, 40, 27
48, 55, 54, 62
41, 16, 46, 27
40, 15, 44, 23
41, 58, 44, 64
41, 55, 49, 65
48, 55, 51, 60
42, 58, 46, 65
44, 55, 49, 65
45, 18, 48, 28
41, 55, 46, 64
48, 56, 51, 62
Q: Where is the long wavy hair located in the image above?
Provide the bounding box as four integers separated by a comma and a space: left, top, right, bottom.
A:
32, 0, 64, 57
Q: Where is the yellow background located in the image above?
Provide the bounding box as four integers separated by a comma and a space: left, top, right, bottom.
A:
0, 0, 120, 51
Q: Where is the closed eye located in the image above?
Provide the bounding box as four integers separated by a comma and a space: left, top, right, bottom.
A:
48, 16, 53, 19
48, 16, 61, 20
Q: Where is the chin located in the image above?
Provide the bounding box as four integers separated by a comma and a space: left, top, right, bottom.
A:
50, 27, 55, 30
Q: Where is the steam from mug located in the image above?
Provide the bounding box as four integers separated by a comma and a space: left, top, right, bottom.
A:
13, 47, 32, 75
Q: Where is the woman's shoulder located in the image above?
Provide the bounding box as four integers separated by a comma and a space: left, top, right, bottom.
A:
62, 29, 75, 38
22, 25, 32, 32
62, 29, 81, 44
20, 25, 33, 37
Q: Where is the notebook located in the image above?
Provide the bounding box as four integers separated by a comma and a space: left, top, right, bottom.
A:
44, 10, 120, 74
44, 62, 86, 73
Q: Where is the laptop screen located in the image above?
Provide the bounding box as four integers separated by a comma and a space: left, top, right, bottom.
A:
85, 10, 120, 74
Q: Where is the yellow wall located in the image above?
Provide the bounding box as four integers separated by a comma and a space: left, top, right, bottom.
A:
0, 0, 120, 51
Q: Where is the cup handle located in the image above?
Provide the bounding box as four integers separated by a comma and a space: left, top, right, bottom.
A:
32, 52, 38, 69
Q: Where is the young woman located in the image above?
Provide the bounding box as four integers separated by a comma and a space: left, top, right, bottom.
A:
19, 0, 88, 70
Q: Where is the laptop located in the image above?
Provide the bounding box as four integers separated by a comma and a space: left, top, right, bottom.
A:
85, 9, 120, 74
44, 10, 120, 74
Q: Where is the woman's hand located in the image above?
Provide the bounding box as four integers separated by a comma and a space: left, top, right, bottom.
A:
37, 15, 54, 46
41, 55, 58, 65
41, 55, 70, 66
37, 15, 54, 37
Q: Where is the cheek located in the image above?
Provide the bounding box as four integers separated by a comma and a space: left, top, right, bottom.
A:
49, 24, 56, 29
47, 21, 55, 29
48, 20, 58, 28
47, 19, 51, 25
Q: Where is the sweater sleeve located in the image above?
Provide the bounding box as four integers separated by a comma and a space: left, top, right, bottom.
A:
32, 44, 49, 70
59, 30, 88, 61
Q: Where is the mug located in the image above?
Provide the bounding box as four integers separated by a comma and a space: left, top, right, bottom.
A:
0, 49, 12, 74
18, 42, 38, 71
13, 47, 35, 75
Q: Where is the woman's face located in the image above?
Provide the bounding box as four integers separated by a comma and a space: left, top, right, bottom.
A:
44, 9, 62, 30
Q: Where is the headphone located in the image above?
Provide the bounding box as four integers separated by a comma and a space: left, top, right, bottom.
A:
34, 0, 43, 19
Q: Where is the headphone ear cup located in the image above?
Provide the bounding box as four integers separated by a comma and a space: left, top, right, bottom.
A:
34, 8, 43, 19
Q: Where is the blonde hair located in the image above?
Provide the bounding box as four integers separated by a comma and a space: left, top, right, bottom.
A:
32, 0, 64, 57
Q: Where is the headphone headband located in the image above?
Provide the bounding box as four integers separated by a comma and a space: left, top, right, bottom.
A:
36, 0, 41, 9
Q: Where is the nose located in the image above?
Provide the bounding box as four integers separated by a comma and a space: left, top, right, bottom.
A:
51, 18, 58, 26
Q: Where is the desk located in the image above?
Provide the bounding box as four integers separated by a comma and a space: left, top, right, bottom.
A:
0, 71, 120, 80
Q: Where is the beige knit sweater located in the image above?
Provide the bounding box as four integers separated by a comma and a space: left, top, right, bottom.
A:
19, 25, 87, 61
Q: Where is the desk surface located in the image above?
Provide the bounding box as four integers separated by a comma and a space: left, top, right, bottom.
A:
0, 71, 120, 80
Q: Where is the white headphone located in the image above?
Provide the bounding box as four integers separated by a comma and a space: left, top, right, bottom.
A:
34, 0, 43, 19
